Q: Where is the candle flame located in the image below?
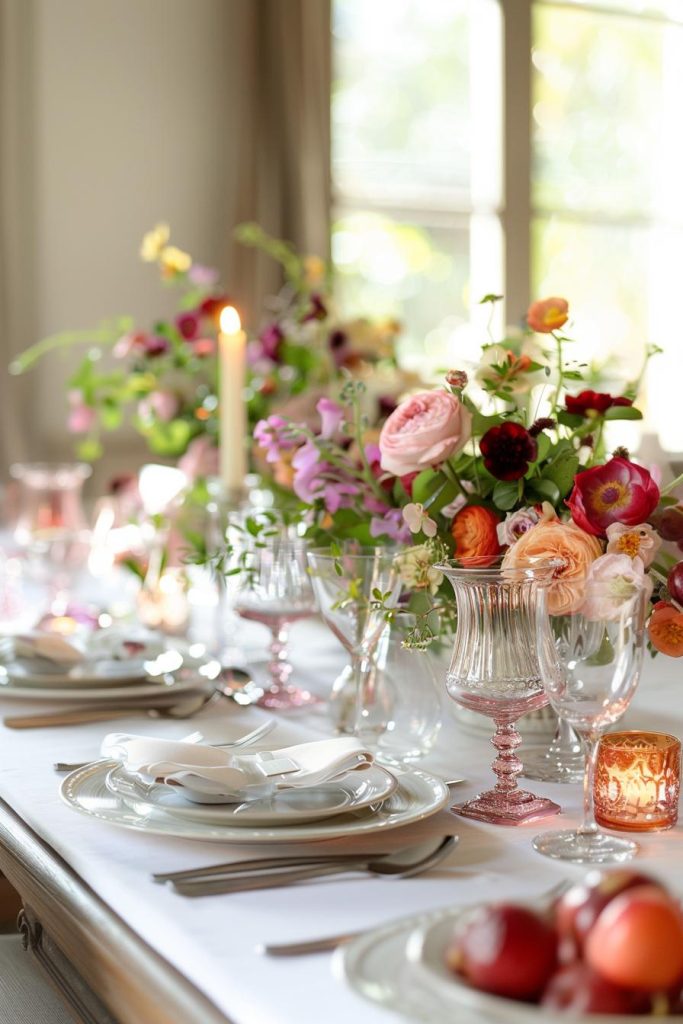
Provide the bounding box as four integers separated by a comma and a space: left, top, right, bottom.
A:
220, 305, 241, 333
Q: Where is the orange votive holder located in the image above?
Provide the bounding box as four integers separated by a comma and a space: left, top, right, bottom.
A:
594, 731, 680, 832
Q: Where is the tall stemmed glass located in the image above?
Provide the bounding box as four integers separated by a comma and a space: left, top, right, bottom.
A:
306, 546, 399, 735
438, 556, 562, 826
533, 578, 649, 863
233, 523, 319, 710
523, 718, 585, 784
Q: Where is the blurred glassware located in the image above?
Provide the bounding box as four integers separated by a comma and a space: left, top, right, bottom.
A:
522, 717, 585, 785
306, 546, 399, 734
10, 462, 92, 617
137, 566, 190, 636
361, 613, 442, 762
533, 578, 649, 864
233, 518, 319, 709
439, 556, 562, 826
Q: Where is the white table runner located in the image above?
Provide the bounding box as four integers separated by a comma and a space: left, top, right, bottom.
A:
0, 617, 681, 1024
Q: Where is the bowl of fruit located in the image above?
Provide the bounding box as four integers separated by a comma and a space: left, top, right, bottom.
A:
407, 870, 683, 1019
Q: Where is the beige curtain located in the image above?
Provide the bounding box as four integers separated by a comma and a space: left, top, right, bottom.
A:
227, 0, 332, 326
0, 0, 36, 475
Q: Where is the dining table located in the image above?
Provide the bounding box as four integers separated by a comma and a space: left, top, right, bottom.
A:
0, 612, 680, 1024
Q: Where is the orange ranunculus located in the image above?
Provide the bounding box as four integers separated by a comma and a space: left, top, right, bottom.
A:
451, 505, 502, 563
649, 602, 683, 658
502, 519, 602, 614
527, 297, 569, 334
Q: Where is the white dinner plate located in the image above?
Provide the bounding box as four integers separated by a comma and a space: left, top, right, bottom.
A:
2, 659, 148, 689
405, 907, 647, 1024
0, 639, 221, 701
61, 761, 449, 843
104, 763, 398, 827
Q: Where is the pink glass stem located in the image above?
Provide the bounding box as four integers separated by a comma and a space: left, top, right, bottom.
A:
267, 619, 293, 691
491, 719, 524, 796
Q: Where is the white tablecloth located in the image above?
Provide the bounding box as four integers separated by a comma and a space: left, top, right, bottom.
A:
0, 616, 681, 1024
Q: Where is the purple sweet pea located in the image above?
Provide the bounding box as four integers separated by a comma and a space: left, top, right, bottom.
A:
254, 415, 297, 464
188, 264, 219, 287
370, 507, 411, 543
317, 397, 345, 440
292, 441, 324, 502
322, 480, 359, 514
176, 312, 201, 341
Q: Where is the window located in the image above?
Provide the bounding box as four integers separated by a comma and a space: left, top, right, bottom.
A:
332, 0, 683, 455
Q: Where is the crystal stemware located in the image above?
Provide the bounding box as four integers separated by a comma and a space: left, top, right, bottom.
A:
11, 461, 92, 617
233, 523, 319, 710
533, 577, 649, 863
438, 556, 562, 826
306, 546, 399, 735
522, 718, 585, 784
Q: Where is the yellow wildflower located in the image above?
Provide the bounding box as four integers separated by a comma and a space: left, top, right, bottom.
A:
140, 223, 170, 262
159, 245, 192, 278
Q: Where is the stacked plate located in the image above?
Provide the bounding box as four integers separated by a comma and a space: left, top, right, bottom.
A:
0, 631, 220, 702
60, 753, 450, 845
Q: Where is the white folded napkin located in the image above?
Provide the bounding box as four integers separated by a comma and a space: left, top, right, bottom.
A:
3, 634, 84, 667
101, 733, 374, 801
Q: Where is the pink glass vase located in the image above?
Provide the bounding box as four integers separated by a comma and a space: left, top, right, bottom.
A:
438, 557, 562, 826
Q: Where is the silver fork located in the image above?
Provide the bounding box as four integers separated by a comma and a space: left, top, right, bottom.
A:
257, 878, 573, 956
53, 718, 276, 772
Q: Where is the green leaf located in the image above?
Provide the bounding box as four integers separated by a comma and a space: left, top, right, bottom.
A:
492, 480, 519, 511
543, 451, 580, 497
478, 293, 503, 304
425, 480, 458, 516
76, 437, 103, 461
143, 419, 193, 456
471, 412, 503, 436
534, 432, 552, 464
604, 405, 643, 421
529, 478, 561, 505
557, 411, 584, 429
411, 469, 442, 505
100, 404, 123, 431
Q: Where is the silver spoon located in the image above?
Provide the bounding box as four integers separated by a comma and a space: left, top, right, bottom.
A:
216, 666, 264, 706
53, 718, 277, 773
171, 835, 457, 897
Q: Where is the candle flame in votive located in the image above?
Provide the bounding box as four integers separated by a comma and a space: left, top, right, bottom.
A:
220, 305, 241, 333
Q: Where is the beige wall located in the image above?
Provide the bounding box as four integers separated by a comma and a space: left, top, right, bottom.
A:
4, 0, 252, 489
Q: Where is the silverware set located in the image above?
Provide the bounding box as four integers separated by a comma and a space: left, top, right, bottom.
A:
154, 835, 457, 898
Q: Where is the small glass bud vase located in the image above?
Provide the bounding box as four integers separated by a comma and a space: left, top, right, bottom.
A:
137, 565, 190, 636
357, 614, 442, 762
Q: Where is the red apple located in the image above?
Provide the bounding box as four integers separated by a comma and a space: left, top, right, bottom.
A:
541, 962, 647, 1015
453, 904, 557, 1000
555, 869, 662, 957
585, 884, 683, 992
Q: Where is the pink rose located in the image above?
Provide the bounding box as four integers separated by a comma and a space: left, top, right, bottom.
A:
178, 436, 218, 482
378, 390, 472, 476
67, 391, 96, 434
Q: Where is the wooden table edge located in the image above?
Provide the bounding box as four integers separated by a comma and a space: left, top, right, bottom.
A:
0, 796, 233, 1024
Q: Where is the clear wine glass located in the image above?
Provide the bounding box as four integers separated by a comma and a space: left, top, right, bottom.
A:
306, 546, 399, 735
233, 521, 319, 709
533, 577, 649, 863
522, 718, 585, 784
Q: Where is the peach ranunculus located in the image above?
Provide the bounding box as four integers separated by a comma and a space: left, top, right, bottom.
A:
378, 390, 472, 477
605, 522, 661, 568
451, 505, 502, 563
527, 297, 569, 334
502, 519, 602, 614
649, 602, 683, 657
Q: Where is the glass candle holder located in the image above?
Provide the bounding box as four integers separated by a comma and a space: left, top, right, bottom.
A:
594, 731, 681, 832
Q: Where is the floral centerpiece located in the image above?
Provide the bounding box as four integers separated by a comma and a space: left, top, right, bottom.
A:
12, 223, 413, 480
254, 295, 683, 656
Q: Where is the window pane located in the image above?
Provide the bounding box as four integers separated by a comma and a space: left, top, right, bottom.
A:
532, 5, 683, 216
533, 215, 683, 452
332, 210, 469, 365
332, 0, 472, 206
535, 0, 683, 23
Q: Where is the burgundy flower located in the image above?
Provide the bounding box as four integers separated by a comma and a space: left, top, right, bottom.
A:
200, 294, 229, 321
567, 456, 660, 536
259, 323, 285, 361
529, 417, 556, 437
143, 335, 170, 357
175, 312, 200, 340
565, 390, 633, 416
480, 422, 538, 481
328, 329, 349, 367
301, 293, 327, 323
